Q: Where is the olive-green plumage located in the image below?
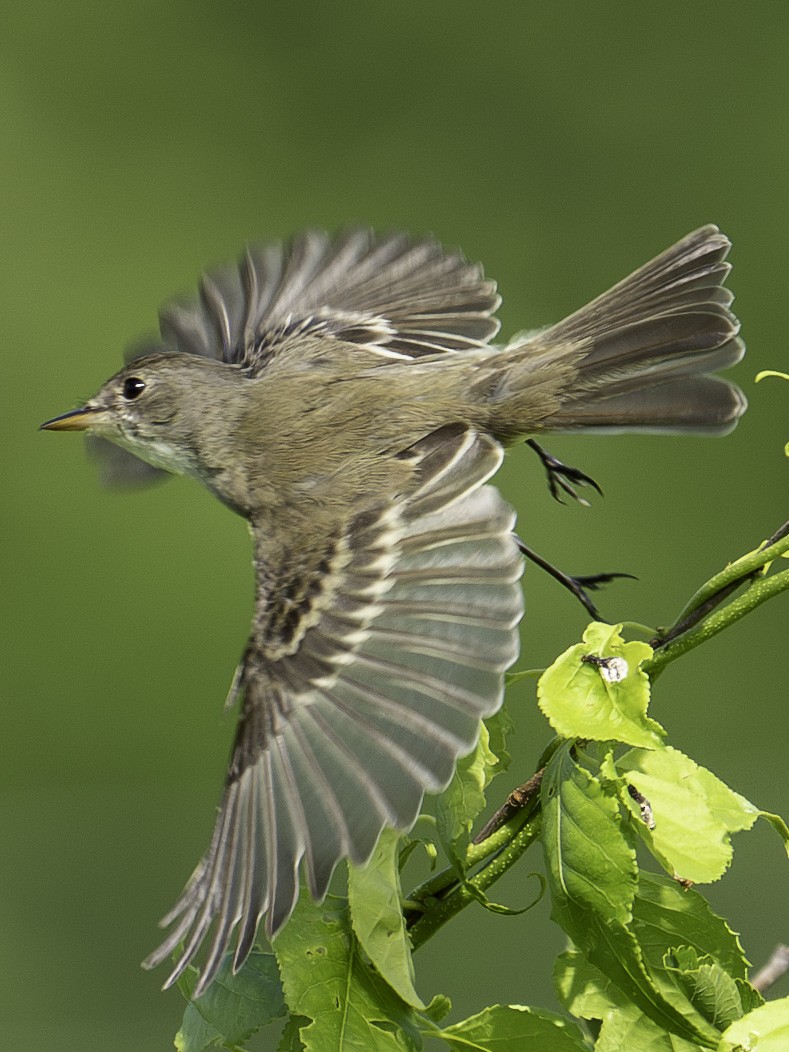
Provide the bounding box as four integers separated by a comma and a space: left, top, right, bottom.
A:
42, 225, 745, 995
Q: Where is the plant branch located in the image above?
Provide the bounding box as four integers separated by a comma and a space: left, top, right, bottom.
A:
751, 944, 789, 994
406, 768, 546, 952
472, 768, 545, 844
643, 565, 789, 678
650, 521, 789, 651
408, 812, 543, 951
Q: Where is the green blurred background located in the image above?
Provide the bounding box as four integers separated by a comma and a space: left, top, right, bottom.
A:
2, 2, 787, 1048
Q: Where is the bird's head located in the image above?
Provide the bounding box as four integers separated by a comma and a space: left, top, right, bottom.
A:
41, 352, 247, 481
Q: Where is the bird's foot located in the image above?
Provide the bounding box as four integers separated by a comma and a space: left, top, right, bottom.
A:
525, 439, 602, 506
515, 536, 636, 621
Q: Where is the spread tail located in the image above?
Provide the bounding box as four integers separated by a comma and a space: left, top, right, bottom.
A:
491, 226, 746, 437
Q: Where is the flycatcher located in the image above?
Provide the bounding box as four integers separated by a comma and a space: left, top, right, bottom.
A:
42, 225, 745, 995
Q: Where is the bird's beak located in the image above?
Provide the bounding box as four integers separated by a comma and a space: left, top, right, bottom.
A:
39, 405, 103, 432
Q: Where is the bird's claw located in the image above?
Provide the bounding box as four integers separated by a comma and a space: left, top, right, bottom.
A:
525, 439, 603, 505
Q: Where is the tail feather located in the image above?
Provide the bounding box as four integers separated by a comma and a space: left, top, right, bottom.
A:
544, 226, 733, 348
510, 226, 746, 436
548, 375, 746, 436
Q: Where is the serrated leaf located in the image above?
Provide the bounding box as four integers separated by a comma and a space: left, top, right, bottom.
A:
632, 873, 749, 982
175, 950, 286, 1052
273, 895, 420, 1052
720, 996, 789, 1050
664, 947, 744, 1030
278, 1015, 309, 1051
435, 721, 499, 870
538, 623, 662, 747
541, 741, 637, 928
348, 828, 424, 1009
735, 978, 764, 1016
619, 745, 759, 883
541, 744, 719, 1046
554, 951, 708, 1052
438, 1004, 590, 1050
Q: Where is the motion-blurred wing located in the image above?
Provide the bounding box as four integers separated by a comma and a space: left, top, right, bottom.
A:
91, 230, 499, 485
158, 228, 501, 370
143, 426, 523, 995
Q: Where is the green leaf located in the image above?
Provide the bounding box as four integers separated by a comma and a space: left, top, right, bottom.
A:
175, 950, 286, 1052
541, 741, 637, 929
538, 623, 662, 747
628, 876, 754, 1043
632, 873, 750, 982
554, 951, 707, 1052
422, 995, 452, 1024
485, 705, 514, 776
348, 827, 425, 1009
721, 996, 789, 1050
437, 1004, 591, 1050
541, 744, 719, 1047
755, 369, 789, 382
435, 720, 500, 870
273, 894, 421, 1052
554, 857, 762, 1050
554, 949, 623, 1020
618, 745, 759, 883
505, 668, 544, 685
593, 1003, 703, 1052
735, 978, 764, 1016
278, 1016, 309, 1051
664, 946, 744, 1030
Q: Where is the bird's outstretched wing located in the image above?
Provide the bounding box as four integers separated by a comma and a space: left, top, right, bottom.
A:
143, 426, 523, 995
96, 230, 500, 486
158, 228, 501, 369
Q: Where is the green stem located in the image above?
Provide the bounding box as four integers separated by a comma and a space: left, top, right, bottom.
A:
644, 566, 789, 677
409, 811, 542, 951
668, 525, 789, 631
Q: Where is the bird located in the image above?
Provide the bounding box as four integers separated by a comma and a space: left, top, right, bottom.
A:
41, 224, 745, 996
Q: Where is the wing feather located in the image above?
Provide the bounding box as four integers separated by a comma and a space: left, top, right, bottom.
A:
145, 428, 522, 992
158, 228, 500, 370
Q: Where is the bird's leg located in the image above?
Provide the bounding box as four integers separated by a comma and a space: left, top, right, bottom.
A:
514, 535, 636, 622
525, 438, 603, 506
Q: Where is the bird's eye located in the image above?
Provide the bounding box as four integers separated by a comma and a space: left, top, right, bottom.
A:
122, 377, 146, 400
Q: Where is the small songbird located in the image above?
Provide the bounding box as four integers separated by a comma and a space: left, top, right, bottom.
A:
41, 225, 745, 995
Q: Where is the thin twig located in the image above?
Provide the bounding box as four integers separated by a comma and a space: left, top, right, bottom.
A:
652, 520, 789, 650
472, 768, 545, 844
644, 566, 789, 678
751, 944, 789, 994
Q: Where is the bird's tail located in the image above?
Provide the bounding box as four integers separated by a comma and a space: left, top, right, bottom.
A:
483, 226, 746, 439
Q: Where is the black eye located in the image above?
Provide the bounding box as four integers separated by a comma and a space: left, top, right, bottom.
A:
122, 377, 146, 400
